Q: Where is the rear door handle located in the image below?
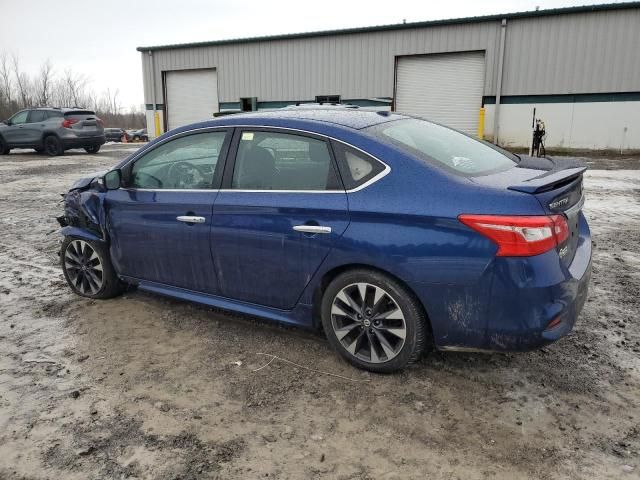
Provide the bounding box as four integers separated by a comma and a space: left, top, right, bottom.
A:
177, 215, 205, 224
293, 225, 332, 234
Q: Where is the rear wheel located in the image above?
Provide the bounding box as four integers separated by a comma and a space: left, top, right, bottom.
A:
321, 269, 428, 373
44, 135, 63, 156
61, 237, 123, 299
0, 137, 9, 155
84, 145, 100, 154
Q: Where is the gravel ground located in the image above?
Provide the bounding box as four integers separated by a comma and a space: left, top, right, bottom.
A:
0, 145, 638, 479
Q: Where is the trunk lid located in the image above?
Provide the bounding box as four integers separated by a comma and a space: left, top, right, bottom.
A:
471, 155, 586, 266
64, 110, 103, 137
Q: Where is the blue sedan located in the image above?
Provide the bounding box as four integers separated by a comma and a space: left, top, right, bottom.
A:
58, 107, 592, 372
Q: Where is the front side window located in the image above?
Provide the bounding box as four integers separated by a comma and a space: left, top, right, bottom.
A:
129, 131, 227, 189
10, 110, 28, 125
231, 131, 339, 191
369, 119, 517, 176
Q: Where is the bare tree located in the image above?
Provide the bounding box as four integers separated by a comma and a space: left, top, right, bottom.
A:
0, 51, 145, 128
35, 60, 54, 106
12, 54, 32, 108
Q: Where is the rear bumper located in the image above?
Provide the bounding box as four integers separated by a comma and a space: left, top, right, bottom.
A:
423, 213, 592, 352
60, 134, 106, 149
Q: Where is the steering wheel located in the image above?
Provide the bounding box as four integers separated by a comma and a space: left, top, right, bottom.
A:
167, 161, 208, 189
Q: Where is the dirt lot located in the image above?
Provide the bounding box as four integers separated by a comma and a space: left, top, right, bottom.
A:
0, 144, 638, 479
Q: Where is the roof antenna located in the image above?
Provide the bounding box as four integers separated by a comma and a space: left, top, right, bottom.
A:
403, 18, 406, 24
535, 6, 540, 10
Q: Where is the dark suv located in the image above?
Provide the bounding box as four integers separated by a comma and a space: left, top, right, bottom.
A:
0, 107, 105, 156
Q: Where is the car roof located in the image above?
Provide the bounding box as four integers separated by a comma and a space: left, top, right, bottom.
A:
230, 107, 408, 130
27, 107, 94, 112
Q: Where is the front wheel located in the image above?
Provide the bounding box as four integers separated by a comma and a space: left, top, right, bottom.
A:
0, 137, 10, 155
61, 237, 123, 299
321, 269, 429, 373
84, 145, 100, 154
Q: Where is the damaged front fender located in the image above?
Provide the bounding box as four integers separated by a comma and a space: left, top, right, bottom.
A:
58, 179, 109, 243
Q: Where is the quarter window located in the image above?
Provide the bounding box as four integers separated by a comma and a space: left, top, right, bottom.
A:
231, 131, 340, 191
129, 131, 227, 189
332, 142, 385, 190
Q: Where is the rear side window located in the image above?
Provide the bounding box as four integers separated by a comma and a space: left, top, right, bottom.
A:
369, 119, 516, 176
231, 131, 340, 191
28, 110, 46, 123
46, 110, 63, 119
331, 142, 385, 190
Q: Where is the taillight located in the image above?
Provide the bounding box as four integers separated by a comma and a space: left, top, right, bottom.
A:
62, 118, 78, 128
458, 214, 569, 257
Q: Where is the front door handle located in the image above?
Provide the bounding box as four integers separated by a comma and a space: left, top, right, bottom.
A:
177, 215, 205, 224
293, 225, 332, 234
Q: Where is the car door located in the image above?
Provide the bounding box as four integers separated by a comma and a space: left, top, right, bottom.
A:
3, 110, 30, 144
25, 110, 47, 145
106, 128, 231, 293
211, 128, 350, 310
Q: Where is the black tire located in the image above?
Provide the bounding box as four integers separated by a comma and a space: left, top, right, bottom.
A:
60, 236, 124, 299
84, 145, 100, 154
44, 135, 63, 156
321, 269, 428, 373
0, 136, 10, 155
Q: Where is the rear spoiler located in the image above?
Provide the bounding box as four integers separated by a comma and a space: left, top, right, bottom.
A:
508, 166, 587, 194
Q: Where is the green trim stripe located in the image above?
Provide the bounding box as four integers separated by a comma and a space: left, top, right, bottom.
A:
483, 92, 640, 105
219, 98, 392, 111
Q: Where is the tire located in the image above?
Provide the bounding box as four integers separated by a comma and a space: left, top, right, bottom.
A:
60, 236, 123, 300
0, 136, 9, 155
321, 269, 428, 373
84, 145, 100, 154
43, 135, 63, 156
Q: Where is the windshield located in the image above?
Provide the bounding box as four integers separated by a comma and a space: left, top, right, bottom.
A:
370, 118, 517, 176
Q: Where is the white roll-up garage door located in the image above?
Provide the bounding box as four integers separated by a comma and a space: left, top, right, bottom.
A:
395, 52, 485, 135
165, 69, 219, 130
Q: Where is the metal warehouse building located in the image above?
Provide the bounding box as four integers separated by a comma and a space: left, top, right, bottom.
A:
138, 2, 640, 151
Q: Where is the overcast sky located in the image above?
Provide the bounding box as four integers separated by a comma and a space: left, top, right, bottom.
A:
1, 0, 627, 110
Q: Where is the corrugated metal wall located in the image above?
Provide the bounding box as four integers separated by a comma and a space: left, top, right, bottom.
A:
141, 8, 640, 105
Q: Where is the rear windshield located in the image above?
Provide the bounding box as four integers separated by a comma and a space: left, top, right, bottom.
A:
64, 110, 95, 117
368, 118, 517, 176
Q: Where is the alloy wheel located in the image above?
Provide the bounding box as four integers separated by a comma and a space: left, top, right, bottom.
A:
64, 240, 104, 295
330, 282, 407, 363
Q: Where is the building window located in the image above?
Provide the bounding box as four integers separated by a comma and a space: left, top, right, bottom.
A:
240, 97, 257, 111
315, 95, 341, 104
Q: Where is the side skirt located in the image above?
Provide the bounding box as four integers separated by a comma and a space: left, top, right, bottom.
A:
120, 276, 315, 328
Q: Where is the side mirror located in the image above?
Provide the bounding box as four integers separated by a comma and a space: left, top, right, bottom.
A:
103, 169, 122, 190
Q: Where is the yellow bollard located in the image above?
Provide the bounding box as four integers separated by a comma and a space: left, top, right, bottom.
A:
477, 107, 485, 140
154, 111, 161, 138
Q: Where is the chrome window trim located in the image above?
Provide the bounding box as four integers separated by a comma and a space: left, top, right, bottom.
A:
120, 124, 391, 194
